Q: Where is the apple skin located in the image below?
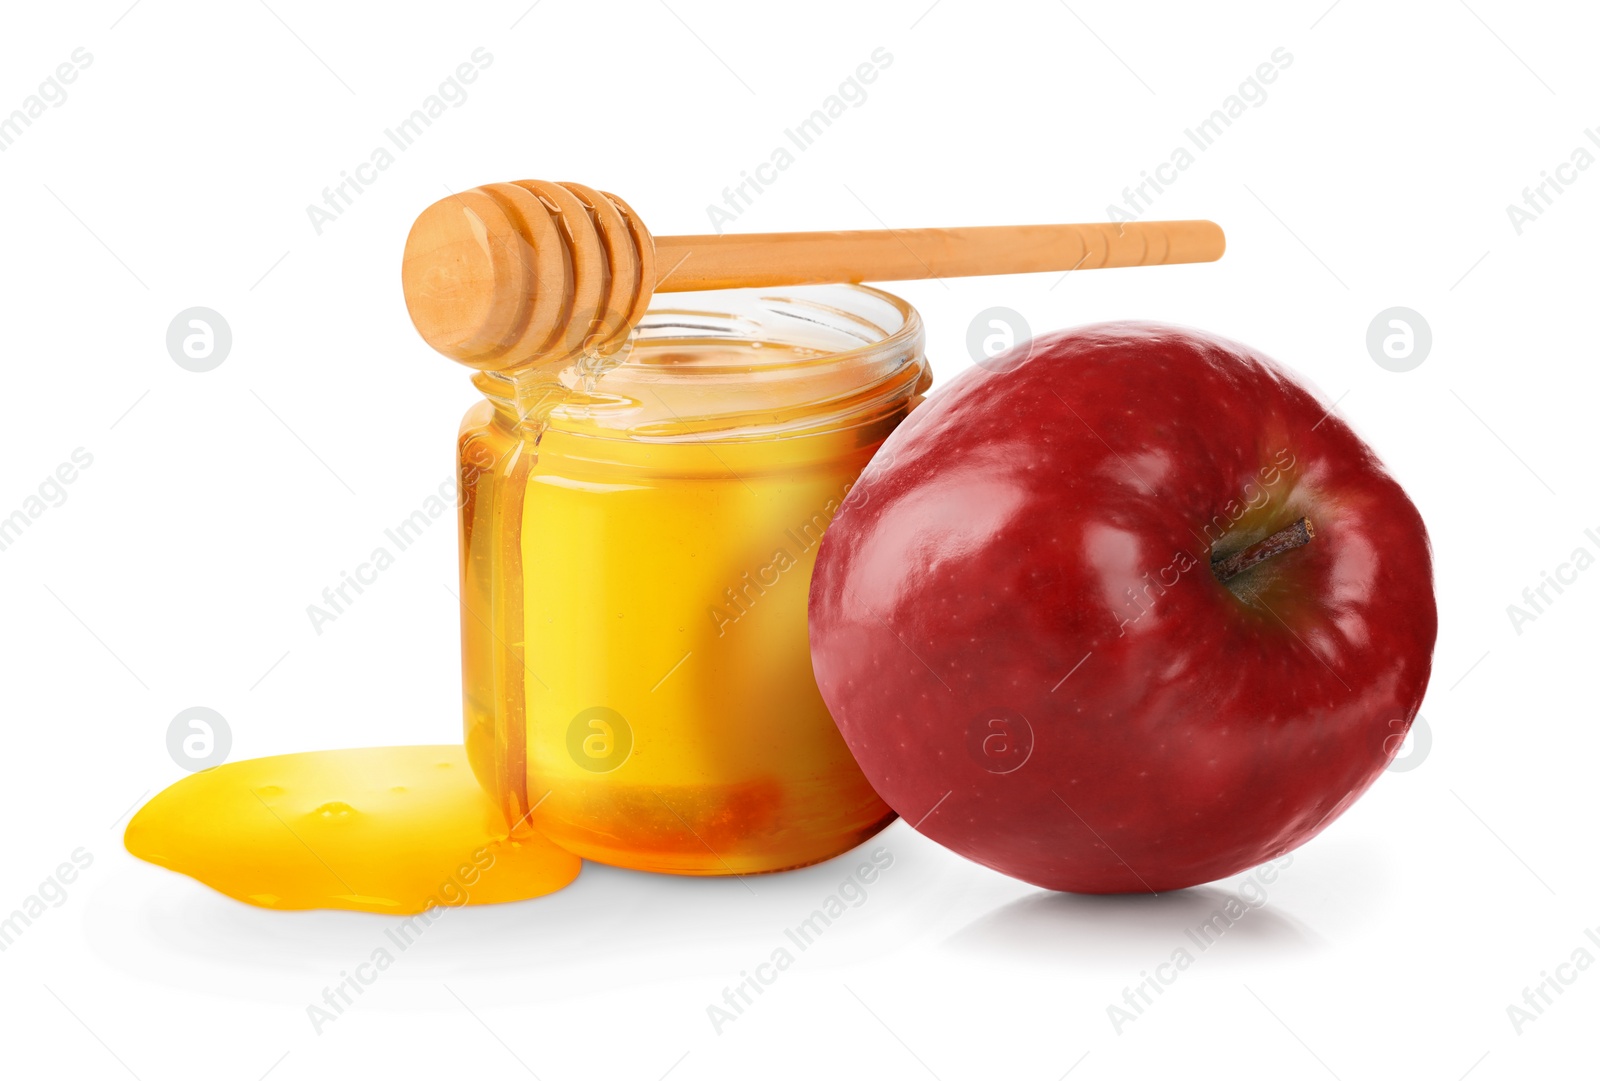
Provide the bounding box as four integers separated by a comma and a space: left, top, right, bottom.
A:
808, 322, 1437, 894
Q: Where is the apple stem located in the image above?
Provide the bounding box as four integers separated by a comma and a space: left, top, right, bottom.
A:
1212, 516, 1316, 583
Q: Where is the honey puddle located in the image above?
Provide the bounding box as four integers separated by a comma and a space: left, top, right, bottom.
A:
125, 746, 579, 914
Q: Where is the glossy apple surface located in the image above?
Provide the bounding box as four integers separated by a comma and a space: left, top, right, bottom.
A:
808, 322, 1437, 893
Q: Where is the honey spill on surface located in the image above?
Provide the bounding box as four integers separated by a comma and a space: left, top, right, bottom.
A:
125, 745, 580, 914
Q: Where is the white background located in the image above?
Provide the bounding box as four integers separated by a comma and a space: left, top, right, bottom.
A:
1, 0, 1596, 1077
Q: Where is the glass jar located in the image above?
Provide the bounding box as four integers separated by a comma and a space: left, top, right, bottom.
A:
456, 284, 930, 875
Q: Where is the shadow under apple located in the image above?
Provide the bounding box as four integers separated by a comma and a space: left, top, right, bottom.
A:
945, 884, 1322, 970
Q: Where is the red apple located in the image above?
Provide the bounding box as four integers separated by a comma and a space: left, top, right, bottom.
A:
809, 322, 1437, 893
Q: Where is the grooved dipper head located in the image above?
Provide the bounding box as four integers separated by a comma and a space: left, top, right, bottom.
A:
401, 181, 656, 373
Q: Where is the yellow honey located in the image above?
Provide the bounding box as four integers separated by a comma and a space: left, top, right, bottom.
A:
124, 746, 579, 914
461, 286, 928, 874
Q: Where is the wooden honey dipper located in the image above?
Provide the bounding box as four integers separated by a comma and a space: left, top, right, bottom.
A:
402, 180, 1225, 373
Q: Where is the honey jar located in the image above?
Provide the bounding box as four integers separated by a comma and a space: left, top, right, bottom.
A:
456, 285, 930, 874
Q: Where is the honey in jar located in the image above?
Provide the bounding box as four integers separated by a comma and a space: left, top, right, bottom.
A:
458, 285, 929, 874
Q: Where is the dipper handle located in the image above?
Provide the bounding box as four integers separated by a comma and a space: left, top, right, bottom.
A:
401, 180, 1224, 373
650, 221, 1225, 291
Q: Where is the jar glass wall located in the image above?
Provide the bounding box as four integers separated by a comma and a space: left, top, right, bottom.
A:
457, 285, 929, 874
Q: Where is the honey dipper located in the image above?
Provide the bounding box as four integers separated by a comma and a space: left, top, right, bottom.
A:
401, 180, 1225, 372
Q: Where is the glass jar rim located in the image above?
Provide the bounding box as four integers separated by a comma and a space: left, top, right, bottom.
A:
535, 284, 928, 443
